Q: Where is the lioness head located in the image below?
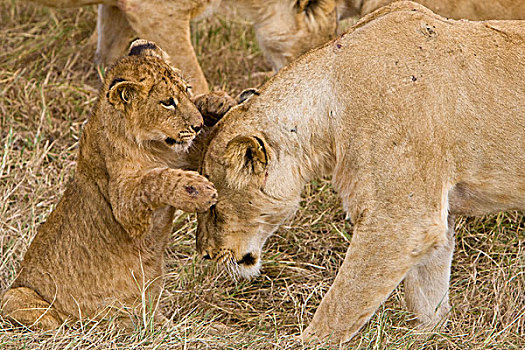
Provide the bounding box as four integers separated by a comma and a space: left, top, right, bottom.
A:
197, 109, 301, 278
103, 40, 203, 153
255, 0, 338, 70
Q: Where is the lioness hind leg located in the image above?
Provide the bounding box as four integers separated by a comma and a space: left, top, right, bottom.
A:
1, 287, 65, 330
404, 216, 455, 327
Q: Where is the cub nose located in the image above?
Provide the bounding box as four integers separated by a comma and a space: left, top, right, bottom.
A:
190, 124, 203, 133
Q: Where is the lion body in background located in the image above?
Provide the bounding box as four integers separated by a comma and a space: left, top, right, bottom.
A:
27, 0, 525, 95
28, 0, 339, 94
355, 0, 525, 20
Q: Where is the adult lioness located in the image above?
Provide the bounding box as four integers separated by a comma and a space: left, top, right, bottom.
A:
0, 40, 234, 330
196, 1, 525, 344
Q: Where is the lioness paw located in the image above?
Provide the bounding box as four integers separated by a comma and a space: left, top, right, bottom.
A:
193, 91, 236, 126
175, 172, 217, 212
300, 324, 350, 346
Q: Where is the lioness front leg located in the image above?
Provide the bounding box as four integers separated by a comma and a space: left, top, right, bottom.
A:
109, 167, 217, 238
301, 210, 448, 344
95, 4, 136, 66
122, 1, 209, 94
404, 215, 455, 326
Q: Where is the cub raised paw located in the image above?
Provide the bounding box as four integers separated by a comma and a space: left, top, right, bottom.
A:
174, 171, 218, 213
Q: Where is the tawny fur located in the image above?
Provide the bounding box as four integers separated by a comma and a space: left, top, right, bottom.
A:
196, 2, 525, 344
27, 0, 338, 94
0, 40, 236, 331
351, 0, 525, 20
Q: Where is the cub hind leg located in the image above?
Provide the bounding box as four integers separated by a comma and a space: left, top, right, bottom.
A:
404, 215, 456, 327
1, 287, 66, 330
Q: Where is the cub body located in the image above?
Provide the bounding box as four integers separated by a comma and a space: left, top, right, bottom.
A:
196, 2, 525, 343
0, 41, 219, 330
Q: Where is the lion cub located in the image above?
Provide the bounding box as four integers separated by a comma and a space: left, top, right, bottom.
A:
1, 40, 233, 330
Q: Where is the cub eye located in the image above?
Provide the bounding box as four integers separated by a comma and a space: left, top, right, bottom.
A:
160, 97, 178, 110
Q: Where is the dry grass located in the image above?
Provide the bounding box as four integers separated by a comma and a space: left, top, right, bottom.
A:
0, 1, 524, 349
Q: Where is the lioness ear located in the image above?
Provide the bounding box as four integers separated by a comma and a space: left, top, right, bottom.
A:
107, 80, 146, 111
237, 88, 260, 104
224, 135, 270, 189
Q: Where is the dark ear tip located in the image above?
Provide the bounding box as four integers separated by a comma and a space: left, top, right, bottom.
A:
128, 39, 159, 56
237, 88, 260, 104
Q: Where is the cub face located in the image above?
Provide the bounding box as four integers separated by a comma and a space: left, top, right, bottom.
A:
105, 41, 204, 153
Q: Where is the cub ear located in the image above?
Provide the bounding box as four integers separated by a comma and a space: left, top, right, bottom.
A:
224, 135, 270, 189
128, 39, 169, 61
128, 39, 181, 76
107, 79, 146, 111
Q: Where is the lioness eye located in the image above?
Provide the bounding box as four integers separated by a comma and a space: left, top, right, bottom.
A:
160, 97, 178, 110
185, 85, 192, 93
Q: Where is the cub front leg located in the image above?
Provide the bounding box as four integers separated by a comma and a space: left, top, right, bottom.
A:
109, 167, 217, 238
178, 91, 237, 170
193, 91, 237, 127
301, 211, 448, 344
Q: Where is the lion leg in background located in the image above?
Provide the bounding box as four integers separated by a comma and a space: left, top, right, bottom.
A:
404, 215, 455, 327
1, 287, 66, 330
95, 4, 136, 66
301, 187, 449, 343
122, 1, 209, 94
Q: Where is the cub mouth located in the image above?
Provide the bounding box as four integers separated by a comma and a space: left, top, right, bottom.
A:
164, 130, 196, 147
164, 137, 183, 146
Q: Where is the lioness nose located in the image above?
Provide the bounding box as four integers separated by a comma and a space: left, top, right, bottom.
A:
190, 124, 202, 133
238, 253, 256, 266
